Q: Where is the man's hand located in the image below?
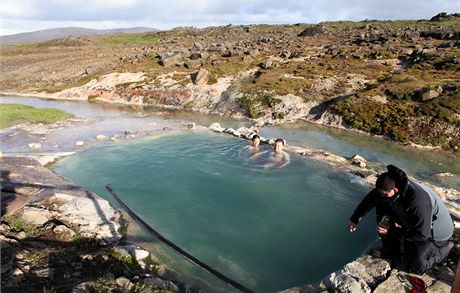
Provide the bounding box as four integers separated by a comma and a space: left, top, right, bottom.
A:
376, 225, 389, 235
348, 220, 357, 232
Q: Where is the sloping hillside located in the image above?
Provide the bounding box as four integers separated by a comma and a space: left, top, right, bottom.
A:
1, 14, 459, 151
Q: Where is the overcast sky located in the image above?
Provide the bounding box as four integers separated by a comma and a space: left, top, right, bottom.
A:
1, 0, 459, 36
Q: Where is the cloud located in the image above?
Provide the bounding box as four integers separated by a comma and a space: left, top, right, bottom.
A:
1, 0, 459, 35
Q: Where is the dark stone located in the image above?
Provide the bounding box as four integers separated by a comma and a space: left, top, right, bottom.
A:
298, 25, 327, 37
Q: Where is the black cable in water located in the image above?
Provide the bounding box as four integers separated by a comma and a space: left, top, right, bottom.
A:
105, 184, 255, 293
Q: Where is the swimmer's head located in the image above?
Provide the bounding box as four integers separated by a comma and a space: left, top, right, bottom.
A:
251, 134, 260, 147
274, 138, 284, 153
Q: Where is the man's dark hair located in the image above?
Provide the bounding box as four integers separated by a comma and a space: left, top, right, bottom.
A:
376, 172, 396, 192
252, 134, 260, 141
275, 138, 285, 145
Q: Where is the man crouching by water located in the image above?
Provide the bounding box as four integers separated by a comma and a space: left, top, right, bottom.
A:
348, 165, 454, 275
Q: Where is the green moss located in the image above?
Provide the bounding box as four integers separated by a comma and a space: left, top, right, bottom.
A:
333, 96, 415, 142
37, 37, 91, 48
109, 250, 141, 270
207, 73, 218, 85
92, 278, 117, 293
88, 94, 99, 103
241, 69, 311, 97
115, 81, 138, 90
239, 96, 261, 118
209, 59, 250, 77
1, 214, 35, 235
0, 104, 74, 129
96, 33, 160, 47
418, 94, 460, 126
239, 93, 281, 118
332, 92, 459, 149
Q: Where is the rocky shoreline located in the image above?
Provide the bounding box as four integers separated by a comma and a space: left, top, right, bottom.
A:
1, 91, 451, 154
0, 156, 190, 292
1, 117, 459, 292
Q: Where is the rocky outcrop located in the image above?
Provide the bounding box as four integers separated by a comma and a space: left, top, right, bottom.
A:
192, 68, 210, 85
159, 52, 182, 67
298, 25, 328, 37
430, 12, 460, 22
1, 156, 183, 292
1, 157, 122, 243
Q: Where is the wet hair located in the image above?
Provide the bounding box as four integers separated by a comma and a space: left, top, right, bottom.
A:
251, 134, 260, 141
376, 172, 396, 192
275, 138, 285, 145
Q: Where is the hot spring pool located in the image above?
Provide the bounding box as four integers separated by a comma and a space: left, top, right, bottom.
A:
53, 131, 376, 292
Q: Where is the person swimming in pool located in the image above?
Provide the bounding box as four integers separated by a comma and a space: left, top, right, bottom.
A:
239, 134, 263, 159
255, 138, 290, 168
271, 138, 290, 168
250, 134, 261, 149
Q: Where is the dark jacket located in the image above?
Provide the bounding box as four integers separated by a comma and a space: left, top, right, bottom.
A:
350, 165, 454, 242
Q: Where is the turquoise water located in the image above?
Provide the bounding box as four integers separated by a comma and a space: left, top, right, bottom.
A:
261, 123, 460, 190
53, 131, 376, 292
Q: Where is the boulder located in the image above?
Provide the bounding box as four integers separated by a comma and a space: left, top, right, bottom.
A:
54, 193, 122, 242
261, 59, 273, 69
351, 154, 367, 168
298, 25, 327, 37
144, 277, 166, 288
21, 206, 53, 226
116, 276, 133, 291
166, 281, 179, 292
209, 122, 225, 133
133, 248, 150, 262
281, 51, 291, 58
189, 52, 202, 60
33, 268, 54, 279
114, 244, 150, 262
75, 141, 85, 147
373, 273, 409, 293
159, 52, 182, 67
323, 270, 371, 293
242, 55, 254, 63
184, 59, 202, 69
277, 284, 319, 293
229, 49, 244, 57
192, 68, 210, 85
421, 88, 440, 101
344, 255, 391, 288
248, 49, 260, 57
54, 225, 76, 241
72, 282, 92, 293
96, 134, 108, 140
192, 42, 203, 50
181, 122, 195, 130
430, 12, 460, 22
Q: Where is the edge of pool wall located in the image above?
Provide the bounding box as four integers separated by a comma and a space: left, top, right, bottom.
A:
208, 122, 460, 293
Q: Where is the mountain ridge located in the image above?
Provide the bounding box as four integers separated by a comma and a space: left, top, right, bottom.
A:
0, 26, 160, 45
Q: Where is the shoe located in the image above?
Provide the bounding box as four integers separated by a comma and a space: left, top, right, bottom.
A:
434, 241, 454, 265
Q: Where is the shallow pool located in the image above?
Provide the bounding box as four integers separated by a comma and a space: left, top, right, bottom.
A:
53, 131, 376, 292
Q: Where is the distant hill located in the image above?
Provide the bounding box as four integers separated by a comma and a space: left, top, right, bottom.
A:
0, 27, 160, 45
